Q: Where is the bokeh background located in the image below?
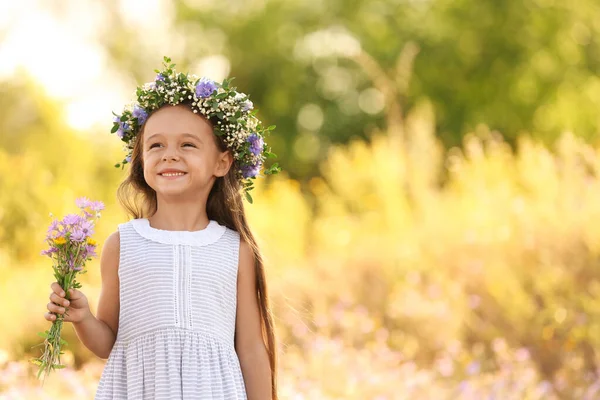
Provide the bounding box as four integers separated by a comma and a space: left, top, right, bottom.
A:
2, 0, 600, 398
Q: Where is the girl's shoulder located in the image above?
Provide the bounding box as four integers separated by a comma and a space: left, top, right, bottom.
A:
102, 230, 120, 255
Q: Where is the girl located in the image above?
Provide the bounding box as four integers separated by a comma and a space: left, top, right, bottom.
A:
43, 58, 279, 399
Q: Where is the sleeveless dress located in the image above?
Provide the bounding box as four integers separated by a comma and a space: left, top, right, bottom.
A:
94, 218, 247, 400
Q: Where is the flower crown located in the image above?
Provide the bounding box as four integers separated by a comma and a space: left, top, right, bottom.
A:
111, 56, 280, 202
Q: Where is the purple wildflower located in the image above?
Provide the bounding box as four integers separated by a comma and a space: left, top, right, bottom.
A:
195, 77, 217, 98
62, 214, 82, 226
155, 73, 165, 82
125, 154, 132, 163
247, 133, 264, 156
233, 92, 253, 112
71, 229, 86, 242
241, 161, 262, 178
47, 219, 59, 233
133, 105, 148, 125
241, 100, 253, 112
79, 220, 95, 237
90, 200, 105, 212
41, 247, 58, 257
46, 228, 63, 240
76, 197, 91, 209
117, 121, 129, 139
84, 245, 97, 258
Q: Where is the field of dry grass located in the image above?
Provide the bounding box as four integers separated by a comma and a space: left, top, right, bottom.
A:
2, 105, 600, 399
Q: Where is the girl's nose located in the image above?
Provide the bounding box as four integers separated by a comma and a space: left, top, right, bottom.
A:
162, 152, 180, 161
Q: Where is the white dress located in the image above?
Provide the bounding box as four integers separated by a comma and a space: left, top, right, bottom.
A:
95, 218, 247, 400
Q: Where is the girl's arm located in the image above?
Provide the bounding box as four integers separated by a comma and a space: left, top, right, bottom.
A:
235, 239, 272, 400
73, 231, 120, 359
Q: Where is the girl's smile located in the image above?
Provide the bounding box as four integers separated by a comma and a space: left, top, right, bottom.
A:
158, 168, 188, 179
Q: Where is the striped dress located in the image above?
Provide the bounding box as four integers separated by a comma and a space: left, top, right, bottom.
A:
95, 218, 247, 399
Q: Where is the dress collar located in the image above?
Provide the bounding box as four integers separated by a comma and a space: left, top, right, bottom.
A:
130, 218, 226, 246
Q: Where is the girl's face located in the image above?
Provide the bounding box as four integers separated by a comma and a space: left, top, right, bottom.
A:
141, 105, 232, 199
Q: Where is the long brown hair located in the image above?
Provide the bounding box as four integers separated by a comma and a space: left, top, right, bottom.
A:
116, 104, 278, 399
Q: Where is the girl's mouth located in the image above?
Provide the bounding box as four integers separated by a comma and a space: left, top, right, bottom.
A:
159, 172, 187, 179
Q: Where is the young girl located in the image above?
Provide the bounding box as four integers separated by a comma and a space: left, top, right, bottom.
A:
43, 57, 280, 399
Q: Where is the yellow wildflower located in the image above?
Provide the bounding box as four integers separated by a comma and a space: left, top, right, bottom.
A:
53, 237, 67, 246
86, 238, 97, 246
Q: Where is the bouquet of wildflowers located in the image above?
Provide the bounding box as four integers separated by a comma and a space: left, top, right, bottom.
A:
30, 197, 104, 382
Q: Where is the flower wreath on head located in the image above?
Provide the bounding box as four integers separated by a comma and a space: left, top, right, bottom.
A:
111, 56, 280, 203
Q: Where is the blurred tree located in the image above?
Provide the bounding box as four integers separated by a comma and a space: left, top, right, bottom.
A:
412, 0, 600, 147
102, 0, 600, 177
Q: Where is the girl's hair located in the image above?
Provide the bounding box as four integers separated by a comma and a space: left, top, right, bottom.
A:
117, 104, 278, 399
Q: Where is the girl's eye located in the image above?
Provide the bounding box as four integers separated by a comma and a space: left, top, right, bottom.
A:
149, 143, 162, 149
183, 143, 196, 148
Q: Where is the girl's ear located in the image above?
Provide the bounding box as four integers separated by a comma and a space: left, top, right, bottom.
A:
214, 150, 234, 177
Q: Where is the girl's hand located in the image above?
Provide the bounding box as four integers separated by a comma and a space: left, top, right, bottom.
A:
44, 282, 92, 324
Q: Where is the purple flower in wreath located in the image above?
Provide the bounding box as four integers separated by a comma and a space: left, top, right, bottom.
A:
247, 133, 264, 156
195, 77, 218, 98
133, 105, 148, 125
241, 161, 262, 178
241, 100, 253, 112
117, 122, 130, 139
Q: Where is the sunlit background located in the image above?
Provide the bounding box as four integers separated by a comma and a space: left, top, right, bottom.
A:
2, 0, 600, 399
